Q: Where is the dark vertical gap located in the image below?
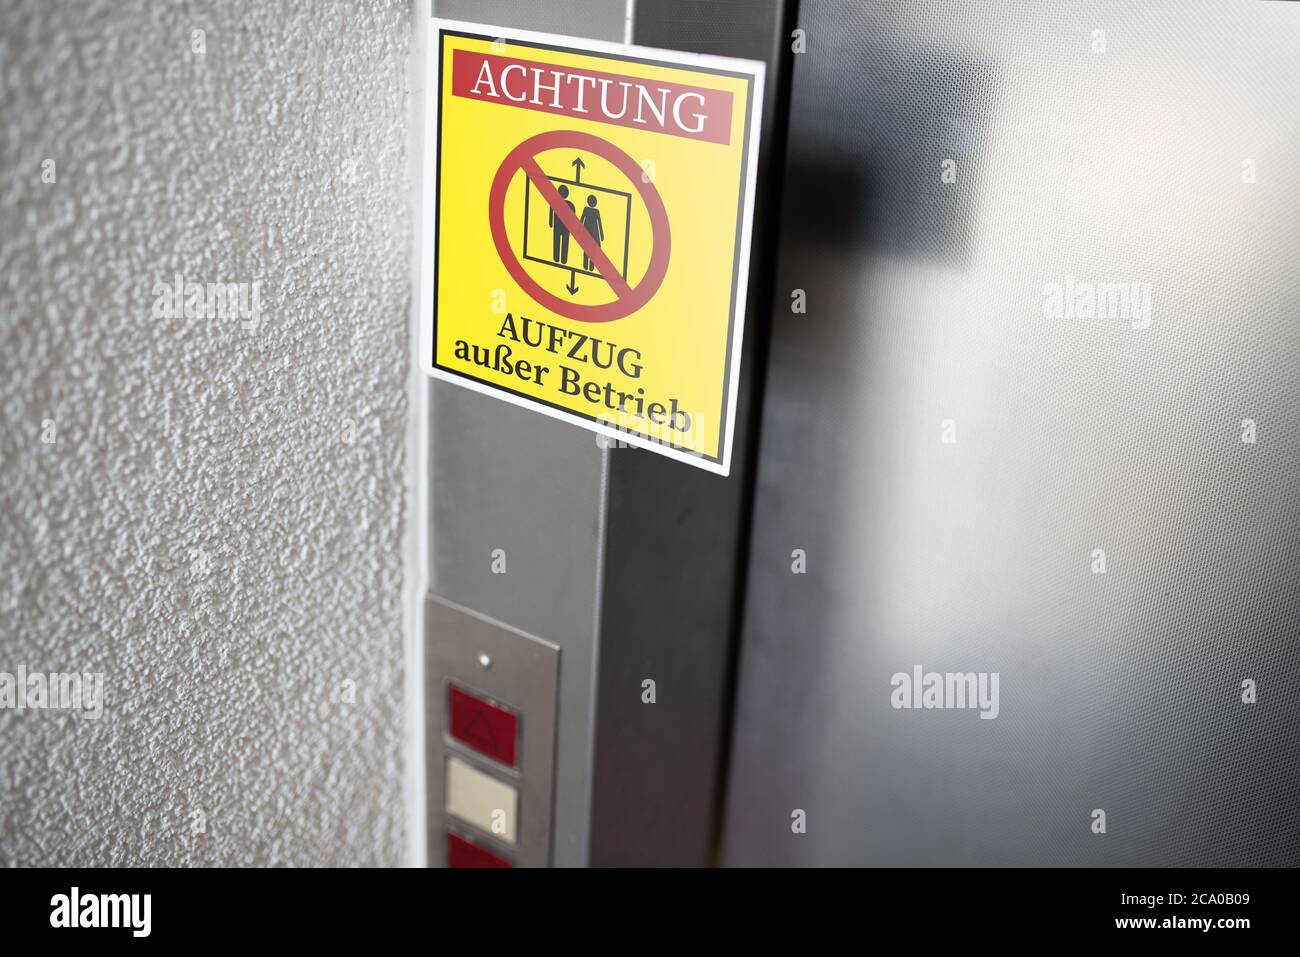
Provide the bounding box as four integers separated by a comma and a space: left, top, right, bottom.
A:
693, 0, 800, 867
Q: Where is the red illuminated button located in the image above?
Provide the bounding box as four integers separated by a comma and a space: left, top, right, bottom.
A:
448, 683, 519, 767
447, 830, 512, 868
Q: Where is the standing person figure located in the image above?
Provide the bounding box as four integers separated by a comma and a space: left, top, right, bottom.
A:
549, 184, 575, 263
579, 195, 605, 273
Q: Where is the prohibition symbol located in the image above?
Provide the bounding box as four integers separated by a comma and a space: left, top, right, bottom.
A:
488, 130, 671, 323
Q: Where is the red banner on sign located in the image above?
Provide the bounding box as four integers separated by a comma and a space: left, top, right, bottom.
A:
451, 49, 733, 145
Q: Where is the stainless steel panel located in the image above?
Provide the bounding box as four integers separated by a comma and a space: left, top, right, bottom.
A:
427, 0, 624, 868
723, 0, 1300, 866
586, 0, 793, 867
427, 386, 607, 866
436, 0, 627, 42
426, 596, 559, 867
425, 0, 792, 866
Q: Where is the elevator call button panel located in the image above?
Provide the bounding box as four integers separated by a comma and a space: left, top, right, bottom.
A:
426, 596, 560, 868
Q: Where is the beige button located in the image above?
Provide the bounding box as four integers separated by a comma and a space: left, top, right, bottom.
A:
445, 755, 518, 845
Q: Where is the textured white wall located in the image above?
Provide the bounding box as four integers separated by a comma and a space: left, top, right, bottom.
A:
0, 0, 413, 865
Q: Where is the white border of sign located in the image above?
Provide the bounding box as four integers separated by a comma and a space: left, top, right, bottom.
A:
419, 15, 766, 477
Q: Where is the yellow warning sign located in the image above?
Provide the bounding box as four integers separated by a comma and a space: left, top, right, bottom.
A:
420, 19, 765, 475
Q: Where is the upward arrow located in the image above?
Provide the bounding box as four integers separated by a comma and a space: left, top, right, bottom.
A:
571, 156, 585, 183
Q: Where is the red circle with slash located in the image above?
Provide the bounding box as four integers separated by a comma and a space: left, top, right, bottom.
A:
488, 130, 671, 323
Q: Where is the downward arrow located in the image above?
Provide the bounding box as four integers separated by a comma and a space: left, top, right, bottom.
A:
566, 268, 579, 294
